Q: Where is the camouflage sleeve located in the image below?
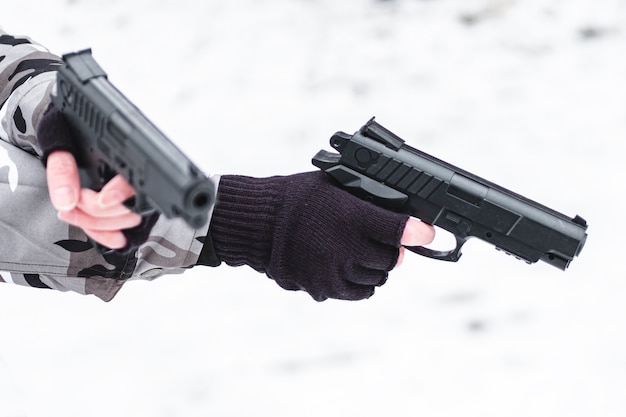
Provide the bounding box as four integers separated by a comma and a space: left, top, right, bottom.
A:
0, 27, 216, 301
0, 28, 60, 156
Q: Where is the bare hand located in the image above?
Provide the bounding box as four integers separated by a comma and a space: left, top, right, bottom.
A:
46, 150, 141, 249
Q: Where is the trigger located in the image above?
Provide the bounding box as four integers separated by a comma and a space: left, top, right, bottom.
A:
325, 165, 408, 209
406, 235, 468, 262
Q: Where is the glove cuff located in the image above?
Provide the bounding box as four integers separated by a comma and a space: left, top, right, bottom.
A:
199, 175, 280, 272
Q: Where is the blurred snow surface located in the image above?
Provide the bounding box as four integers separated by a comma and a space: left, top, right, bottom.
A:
1, 0, 625, 416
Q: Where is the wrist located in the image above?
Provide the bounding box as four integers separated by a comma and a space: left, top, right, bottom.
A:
203, 175, 281, 271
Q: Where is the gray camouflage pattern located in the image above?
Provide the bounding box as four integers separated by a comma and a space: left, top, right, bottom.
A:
0, 28, 216, 301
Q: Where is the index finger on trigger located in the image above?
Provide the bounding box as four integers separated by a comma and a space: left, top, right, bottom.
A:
400, 217, 435, 247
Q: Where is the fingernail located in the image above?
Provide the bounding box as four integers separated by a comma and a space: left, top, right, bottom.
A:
53, 186, 78, 211
99, 190, 123, 207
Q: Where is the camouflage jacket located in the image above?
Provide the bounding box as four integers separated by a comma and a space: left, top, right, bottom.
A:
0, 29, 216, 301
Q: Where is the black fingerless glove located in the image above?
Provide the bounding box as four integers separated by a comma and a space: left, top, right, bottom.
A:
36, 103, 158, 253
36, 103, 79, 165
197, 172, 409, 301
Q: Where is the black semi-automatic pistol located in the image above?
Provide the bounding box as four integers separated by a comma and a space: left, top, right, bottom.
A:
313, 118, 588, 270
52, 49, 214, 229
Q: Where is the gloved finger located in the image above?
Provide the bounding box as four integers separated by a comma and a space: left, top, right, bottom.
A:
316, 279, 376, 301
273, 272, 377, 301
46, 150, 80, 211
401, 217, 435, 247
345, 264, 390, 287
356, 242, 400, 272
333, 281, 377, 301
97, 174, 136, 208
358, 204, 409, 247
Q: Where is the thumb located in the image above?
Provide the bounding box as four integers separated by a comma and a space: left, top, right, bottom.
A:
46, 150, 80, 211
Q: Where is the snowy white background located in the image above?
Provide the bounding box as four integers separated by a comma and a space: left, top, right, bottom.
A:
1, 0, 625, 416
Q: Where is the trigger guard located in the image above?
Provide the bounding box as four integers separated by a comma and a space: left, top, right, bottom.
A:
406, 235, 468, 262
